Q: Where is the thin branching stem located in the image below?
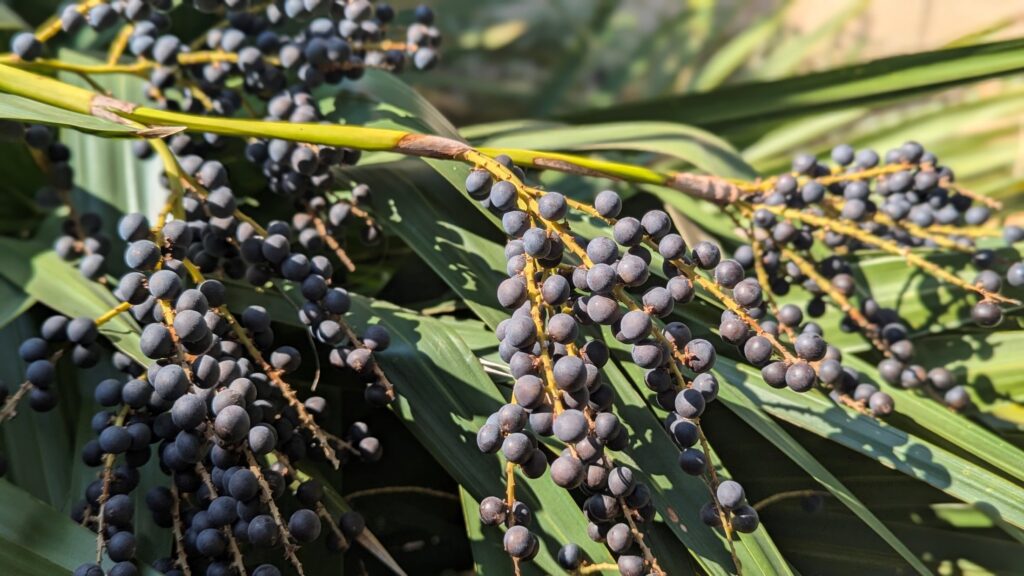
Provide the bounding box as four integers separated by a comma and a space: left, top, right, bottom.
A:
751, 489, 830, 512
94, 301, 132, 326
169, 483, 194, 576
246, 450, 305, 575
0, 349, 65, 424
0, 381, 33, 424
95, 405, 130, 563
309, 210, 357, 273
755, 203, 1018, 305
195, 462, 249, 576
344, 486, 458, 502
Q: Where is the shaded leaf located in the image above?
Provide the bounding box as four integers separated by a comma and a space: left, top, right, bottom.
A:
714, 378, 930, 574
460, 487, 515, 575
720, 357, 1024, 529
600, 338, 792, 575
0, 314, 73, 507
0, 93, 132, 136
350, 69, 462, 139
0, 4, 28, 30
0, 235, 143, 361
0, 481, 161, 575
0, 275, 34, 331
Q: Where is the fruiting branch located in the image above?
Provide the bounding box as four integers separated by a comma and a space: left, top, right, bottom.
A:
245, 450, 305, 575
183, 257, 341, 468
169, 483, 194, 576
309, 211, 357, 273
94, 405, 129, 563
195, 462, 249, 576
754, 203, 1018, 305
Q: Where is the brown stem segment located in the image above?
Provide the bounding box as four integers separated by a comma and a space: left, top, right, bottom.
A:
523, 259, 563, 415
272, 452, 355, 555
317, 501, 348, 551
309, 211, 356, 272
94, 452, 115, 563
245, 450, 305, 575
169, 483, 194, 576
336, 320, 395, 401
322, 430, 360, 455
0, 381, 33, 424
94, 407, 130, 562
696, 428, 741, 573
622, 502, 665, 574
949, 183, 1002, 211
230, 302, 340, 468
1, 349, 65, 424
196, 462, 249, 576
0, 62, 1014, 221
777, 246, 887, 353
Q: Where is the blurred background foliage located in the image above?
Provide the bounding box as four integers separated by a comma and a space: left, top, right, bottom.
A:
421, 0, 1024, 210
1, 1, 1024, 575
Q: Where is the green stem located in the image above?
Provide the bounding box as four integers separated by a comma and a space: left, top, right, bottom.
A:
0, 62, 95, 113
128, 106, 409, 150
478, 146, 668, 187
0, 63, 739, 203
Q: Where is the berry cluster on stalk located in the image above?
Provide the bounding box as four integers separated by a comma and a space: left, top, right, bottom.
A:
732, 142, 1023, 412
12, 0, 440, 75
468, 154, 781, 575
0, 2, 453, 572
462, 134, 1022, 572
13, 189, 395, 575
13, 0, 440, 246
0, 313, 111, 476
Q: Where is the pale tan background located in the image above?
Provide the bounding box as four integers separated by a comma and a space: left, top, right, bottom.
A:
782, 0, 1024, 63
